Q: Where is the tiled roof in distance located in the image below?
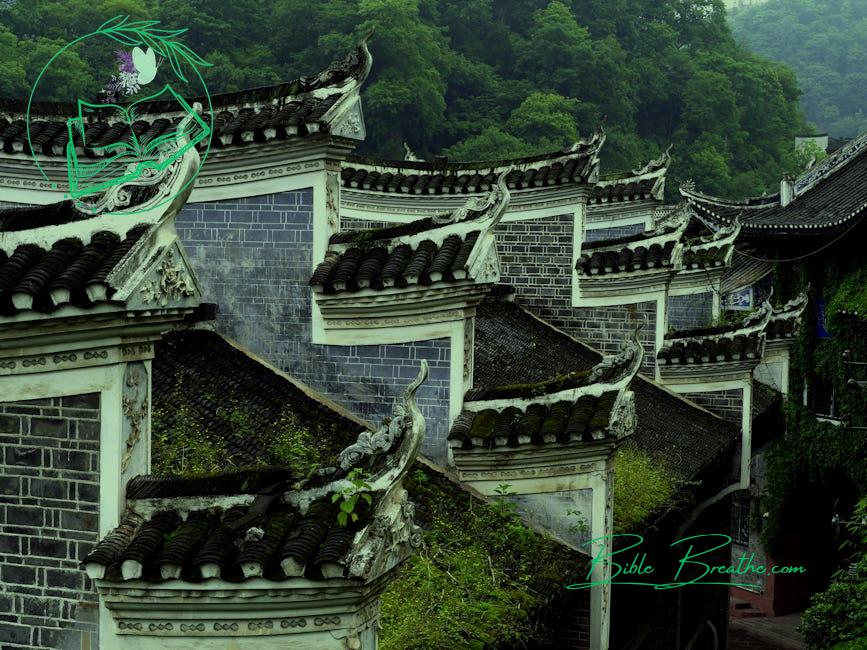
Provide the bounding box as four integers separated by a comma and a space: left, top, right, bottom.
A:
1, 37, 372, 156
340, 129, 604, 195
473, 294, 737, 480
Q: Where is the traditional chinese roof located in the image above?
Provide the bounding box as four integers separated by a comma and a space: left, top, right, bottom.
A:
0, 137, 202, 320
311, 173, 509, 295
681, 132, 867, 236
0, 37, 372, 158
82, 361, 429, 584
449, 315, 643, 450
471, 296, 738, 480
765, 293, 808, 341
0, 218, 148, 314
680, 218, 741, 271
657, 302, 773, 367
576, 206, 689, 276
589, 146, 670, 205
340, 129, 604, 195
152, 329, 365, 467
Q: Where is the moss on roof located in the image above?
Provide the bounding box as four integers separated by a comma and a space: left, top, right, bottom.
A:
381, 463, 586, 650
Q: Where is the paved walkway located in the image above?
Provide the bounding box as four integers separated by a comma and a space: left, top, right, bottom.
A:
728, 613, 805, 649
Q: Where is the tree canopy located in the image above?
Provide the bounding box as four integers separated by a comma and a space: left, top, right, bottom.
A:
0, 0, 809, 198
731, 0, 867, 140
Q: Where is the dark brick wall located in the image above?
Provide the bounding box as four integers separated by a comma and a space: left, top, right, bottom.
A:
495, 216, 660, 373
566, 302, 657, 375
684, 388, 744, 425
176, 193, 454, 462
0, 395, 100, 650
497, 215, 573, 322
668, 292, 714, 330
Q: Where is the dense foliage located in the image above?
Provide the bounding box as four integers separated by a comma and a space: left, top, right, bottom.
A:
380, 466, 583, 650
730, 0, 867, 138
799, 497, 867, 649
613, 446, 679, 533
0, 0, 807, 197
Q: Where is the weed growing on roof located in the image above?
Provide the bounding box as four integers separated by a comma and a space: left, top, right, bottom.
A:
380, 466, 581, 650
151, 372, 323, 476
612, 446, 680, 533
152, 400, 231, 475
332, 468, 373, 527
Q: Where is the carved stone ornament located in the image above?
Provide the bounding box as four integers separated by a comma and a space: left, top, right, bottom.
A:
346, 489, 423, 579
608, 391, 637, 439
587, 319, 645, 384
403, 142, 422, 162
140, 249, 195, 306
631, 144, 672, 176
338, 415, 409, 470
463, 318, 474, 385
121, 362, 149, 473
650, 203, 690, 235
431, 168, 512, 226
473, 247, 500, 284
331, 102, 365, 140
78, 139, 181, 215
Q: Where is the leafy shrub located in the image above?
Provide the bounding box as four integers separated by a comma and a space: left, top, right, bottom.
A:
379, 466, 582, 650
800, 567, 867, 649
612, 446, 679, 533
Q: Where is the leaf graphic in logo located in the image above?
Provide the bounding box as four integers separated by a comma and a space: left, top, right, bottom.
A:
132, 46, 157, 84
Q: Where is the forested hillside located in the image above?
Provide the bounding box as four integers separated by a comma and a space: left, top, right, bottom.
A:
1, 0, 808, 197
731, 0, 867, 139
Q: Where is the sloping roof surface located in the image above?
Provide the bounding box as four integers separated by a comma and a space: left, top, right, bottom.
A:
341, 136, 602, 195
683, 136, 867, 234
473, 298, 738, 479
153, 329, 362, 467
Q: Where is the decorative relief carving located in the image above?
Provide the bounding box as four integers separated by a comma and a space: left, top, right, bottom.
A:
121, 344, 152, 358
280, 618, 307, 629
118, 621, 143, 631
84, 350, 109, 360
22, 357, 46, 368
248, 620, 274, 631
325, 308, 466, 329
214, 622, 240, 631
609, 392, 637, 440
463, 318, 474, 386
179, 623, 205, 633
473, 249, 500, 284
121, 362, 149, 473
140, 250, 195, 306
0, 360, 16, 370
314, 616, 341, 627
148, 622, 173, 632
52, 353, 78, 364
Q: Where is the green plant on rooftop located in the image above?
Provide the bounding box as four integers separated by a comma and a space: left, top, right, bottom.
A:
152, 400, 232, 475
332, 468, 373, 527
612, 446, 683, 534
380, 466, 582, 650
151, 373, 323, 476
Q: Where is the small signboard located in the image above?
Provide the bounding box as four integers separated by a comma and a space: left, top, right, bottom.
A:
724, 286, 753, 311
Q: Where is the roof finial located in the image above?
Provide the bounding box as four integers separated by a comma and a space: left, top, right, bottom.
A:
403, 142, 421, 162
